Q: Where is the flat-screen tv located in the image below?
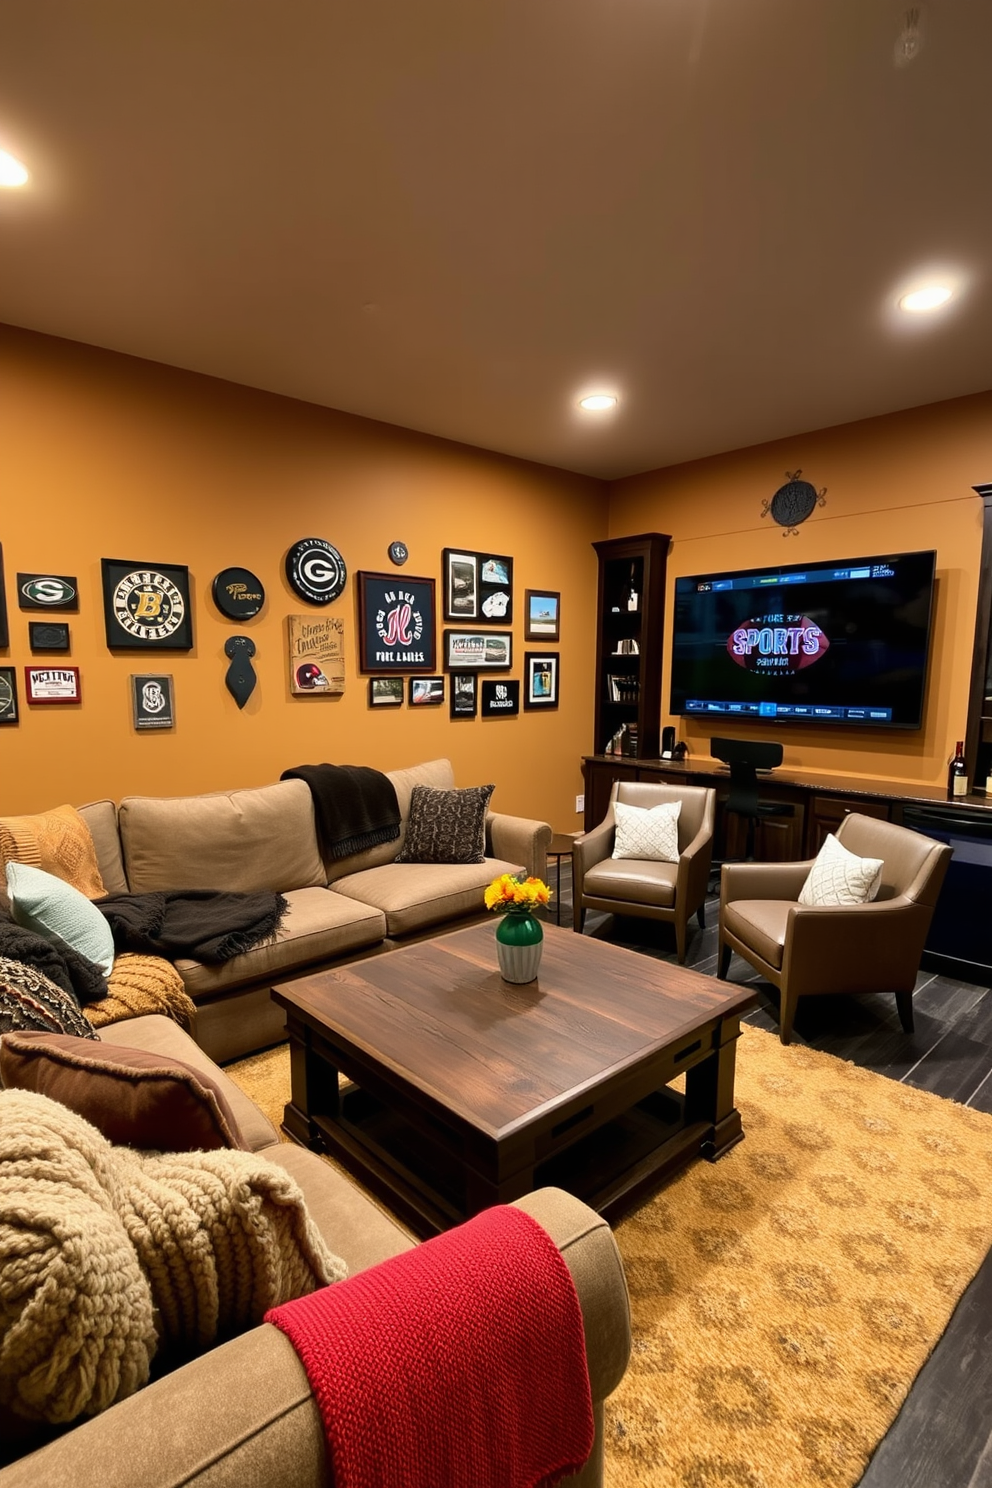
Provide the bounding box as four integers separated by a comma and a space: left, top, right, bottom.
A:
669, 549, 936, 729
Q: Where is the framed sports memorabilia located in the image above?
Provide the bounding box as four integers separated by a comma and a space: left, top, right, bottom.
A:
357, 571, 436, 674
442, 549, 513, 623
285, 538, 347, 606
25, 665, 81, 703
443, 629, 512, 670
524, 652, 559, 709
288, 614, 345, 695
524, 590, 560, 642
481, 679, 520, 718
409, 675, 444, 706
17, 573, 79, 611
369, 676, 404, 707
212, 567, 265, 620
101, 559, 193, 650
0, 667, 18, 725
29, 621, 70, 652
0, 544, 8, 648
449, 672, 477, 719
131, 674, 175, 729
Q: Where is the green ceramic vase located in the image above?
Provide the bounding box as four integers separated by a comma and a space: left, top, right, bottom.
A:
495, 912, 544, 983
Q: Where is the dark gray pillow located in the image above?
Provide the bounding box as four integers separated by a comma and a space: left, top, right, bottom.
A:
396, 784, 495, 865
0, 956, 99, 1039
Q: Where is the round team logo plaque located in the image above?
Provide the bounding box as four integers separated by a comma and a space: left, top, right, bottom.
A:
285, 539, 347, 606
112, 570, 187, 643
212, 567, 266, 620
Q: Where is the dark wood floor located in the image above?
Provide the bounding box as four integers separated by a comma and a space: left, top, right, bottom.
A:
548, 863, 992, 1488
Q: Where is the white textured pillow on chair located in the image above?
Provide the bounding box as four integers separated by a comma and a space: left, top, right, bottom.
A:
612, 800, 681, 863
798, 832, 883, 907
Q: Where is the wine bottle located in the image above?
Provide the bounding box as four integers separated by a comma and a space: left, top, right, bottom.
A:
947, 740, 968, 799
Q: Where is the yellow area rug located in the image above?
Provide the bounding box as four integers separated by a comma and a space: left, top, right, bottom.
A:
227, 1026, 992, 1488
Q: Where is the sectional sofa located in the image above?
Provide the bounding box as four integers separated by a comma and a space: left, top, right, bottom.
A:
76, 759, 552, 1062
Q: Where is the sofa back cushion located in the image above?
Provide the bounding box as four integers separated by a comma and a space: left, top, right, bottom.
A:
119, 781, 325, 894
324, 759, 456, 883
77, 800, 129, 897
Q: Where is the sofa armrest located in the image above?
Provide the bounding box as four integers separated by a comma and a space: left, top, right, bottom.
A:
487, 812, 553, 879
1, 1190, 628, 1488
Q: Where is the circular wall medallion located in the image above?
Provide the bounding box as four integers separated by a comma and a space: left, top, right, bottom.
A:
763, 469, 826, 532
285, 538, 347, 605
112, 569, 187, 642
388, 540, 409, 567
212, 567, 265, 620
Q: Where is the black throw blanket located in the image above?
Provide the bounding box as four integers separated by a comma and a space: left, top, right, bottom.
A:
280, 763, 401, 860
0, 908, 109, 1006
96, 889, 288, 964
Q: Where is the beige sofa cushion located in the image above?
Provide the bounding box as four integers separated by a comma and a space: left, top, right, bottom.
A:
323, 759, 455, 883
77, 801, 129, 897
119, 781, 325, 894
174, 887, 386, 1000
330, 856, 521, 938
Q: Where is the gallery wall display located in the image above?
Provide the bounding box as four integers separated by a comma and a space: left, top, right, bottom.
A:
369, 676, 404, 707
357, 572, 436, 674
17, 574, 79, 611
25, 665, 81, 703
288, 614, 345, 695
131, 674, 175, 730
524, 652, 559, 709
0, 545, 8, 649
224, 635, 257, 709
285, 538, 347, 605
449, 672, 477, 719
443, 630, 512, 670
481, 679, 520, 717
0, 667, 18, 724
442, 549, 513, 623
29, 622, 70, 653
101, 559, 194, 650
212, 567, 265, 620
409, 676, 444, 706
524, 590, 560, 642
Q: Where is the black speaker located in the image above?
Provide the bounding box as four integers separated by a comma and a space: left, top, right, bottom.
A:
661, 726, 676, 757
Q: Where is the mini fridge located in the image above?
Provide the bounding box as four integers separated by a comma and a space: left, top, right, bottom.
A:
902, 803, 992, 984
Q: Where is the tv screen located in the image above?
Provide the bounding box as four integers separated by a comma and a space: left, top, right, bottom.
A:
669, 549, 936, 729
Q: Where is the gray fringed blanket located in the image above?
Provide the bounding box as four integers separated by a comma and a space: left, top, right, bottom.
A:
280, 763, 401, 859
95, 890, 288, 964
0, 910, 108, 1006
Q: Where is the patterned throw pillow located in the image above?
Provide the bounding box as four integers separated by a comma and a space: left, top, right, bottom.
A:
612, 800, 682, 863
0, 804, 106, 899
798, 832, 884, 907
6, 862, 116, 977
397, 784, 495, 865
0, 957, 99, 1039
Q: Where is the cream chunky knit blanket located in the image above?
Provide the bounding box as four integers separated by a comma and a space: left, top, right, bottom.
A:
0, 1089, 345, 1425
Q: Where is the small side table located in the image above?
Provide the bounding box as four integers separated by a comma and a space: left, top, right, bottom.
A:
547, 832, 580, 925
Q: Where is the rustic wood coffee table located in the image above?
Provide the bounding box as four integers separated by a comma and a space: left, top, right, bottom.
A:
272, 922, 758, 1237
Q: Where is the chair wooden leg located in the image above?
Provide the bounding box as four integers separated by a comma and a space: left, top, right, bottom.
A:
696, 903, 706, 930
895, 990, 915, 1033
779, 988, 798, 1045
573, 903, 586, 933
675, 917, 687, 965
718, 940, 731, 979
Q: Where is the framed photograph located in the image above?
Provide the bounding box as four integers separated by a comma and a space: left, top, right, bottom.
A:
449, 672, 477, 719
408, 675, 445, 706
25, 665, 81, 703
443, 630, 512, 670
524, 590, 560, 642
481, 679, 520, 718
288, 614, 345, 695
131, 673, 175, 729
29, 621, 70, 653
0, 544, 7, 648
524, 652, 560, 709
357, 571, 436, 674
369, 676, 404, 707
101, 558, 194, 650
0, 667, 18, 725
442, 548, 513, 623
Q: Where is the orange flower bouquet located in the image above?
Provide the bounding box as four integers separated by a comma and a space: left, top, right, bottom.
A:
484, 872, 552, 916
486, 873, 551, 984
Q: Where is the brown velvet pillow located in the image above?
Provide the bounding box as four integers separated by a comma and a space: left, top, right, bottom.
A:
0, 1031, 248, 1152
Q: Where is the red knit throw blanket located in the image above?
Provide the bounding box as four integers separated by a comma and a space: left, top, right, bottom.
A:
265, 1204, 595, 1488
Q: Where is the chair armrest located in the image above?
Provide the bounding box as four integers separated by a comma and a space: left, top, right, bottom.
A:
676, 821, 715, 915
487, 813, 553, 879
720, 859, 813, 904
1, 1191, 628, 1488
573, 816, 616, 893
781, 896, 932, 998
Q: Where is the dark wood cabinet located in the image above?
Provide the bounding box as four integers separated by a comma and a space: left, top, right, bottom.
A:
806, 795, 890, 855
591, 533, 670, 768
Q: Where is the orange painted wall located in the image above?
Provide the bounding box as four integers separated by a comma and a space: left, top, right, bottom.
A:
608, 394, 992, 785
0, 326, 605, 827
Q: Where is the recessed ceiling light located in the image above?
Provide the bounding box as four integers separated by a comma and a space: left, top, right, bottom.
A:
899, 285, 953, 313
0, 150, 29, 187
578, 394, 618, 412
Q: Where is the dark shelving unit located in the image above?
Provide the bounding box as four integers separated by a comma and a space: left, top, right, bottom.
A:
591, 533, 670, 764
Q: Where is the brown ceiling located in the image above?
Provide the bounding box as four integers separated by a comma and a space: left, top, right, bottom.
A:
1, 0, 990, 479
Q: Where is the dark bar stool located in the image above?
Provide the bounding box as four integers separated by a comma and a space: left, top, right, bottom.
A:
710, 736, 792, 861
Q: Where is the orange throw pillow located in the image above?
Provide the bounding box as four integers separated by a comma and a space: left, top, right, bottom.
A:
0, 804, 106, 899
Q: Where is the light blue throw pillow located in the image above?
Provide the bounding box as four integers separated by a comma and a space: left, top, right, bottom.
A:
6, 861, 115, 977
